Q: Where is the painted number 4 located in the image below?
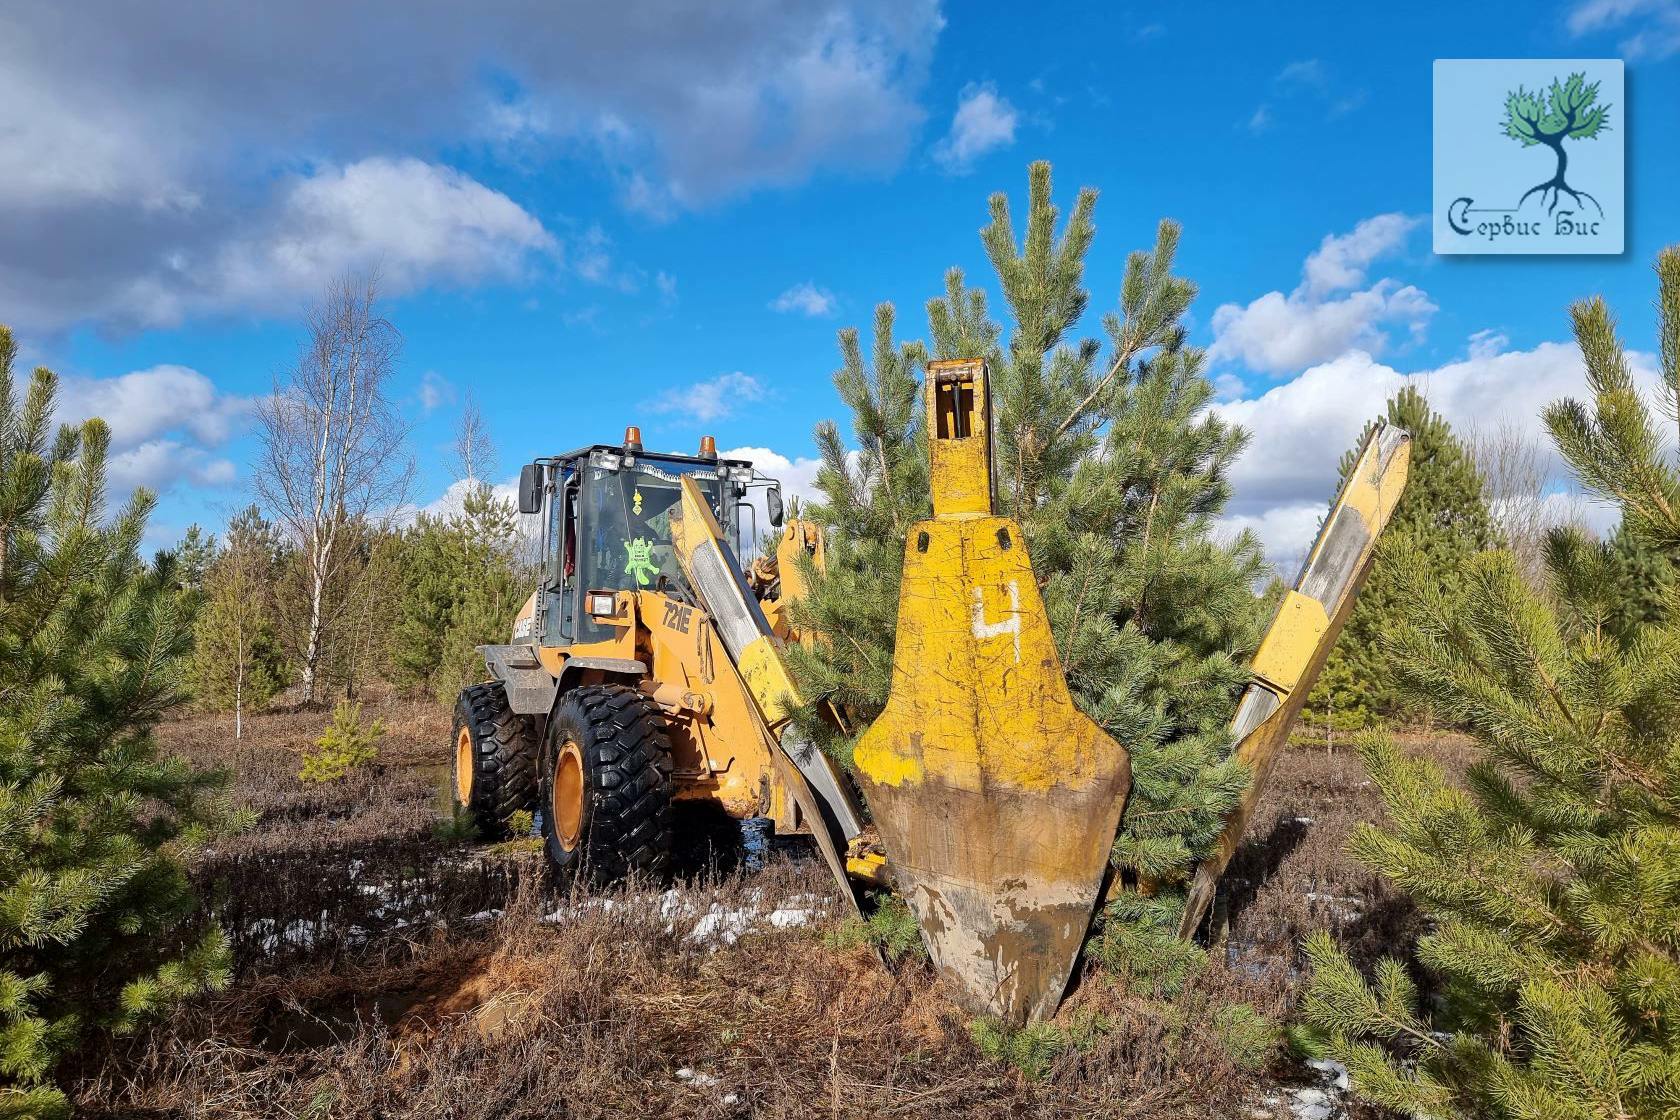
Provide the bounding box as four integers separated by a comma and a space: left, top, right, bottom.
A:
970, 580, 1022, 665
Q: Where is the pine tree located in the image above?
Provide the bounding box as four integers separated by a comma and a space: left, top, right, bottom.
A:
388, 513, 463, 690
1296, 652, 1372, 750
790, 163, 1269, 982
387, 400, 528, 703
783, 306, 927, 750
168, 523, 216, 623
191, 506, 287, 736
1604, 522, 1673, 642
326, 521, 403, 700
431, 481, 527, 705
298, 700, 384, 783
388, 483, 527, 703
1298, 248, 1680, 1119
0, 327, 235, 1118
1316, 386, 1496, 719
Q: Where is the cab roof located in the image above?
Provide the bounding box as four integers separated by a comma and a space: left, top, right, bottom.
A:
547, 444, 753, 471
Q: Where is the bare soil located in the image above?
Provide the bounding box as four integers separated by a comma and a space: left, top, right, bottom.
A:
65, 701, 1471, 1119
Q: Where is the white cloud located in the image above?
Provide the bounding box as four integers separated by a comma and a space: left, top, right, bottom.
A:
419, 474, 521, 519
1209, 281, 1436, 375
108, 440, 238, 495
407, 475, 544, 560
57, 364, 251, 451
721, 446, 824, 506
1200, 210, 1650, 570
0, 2, 943, 331
67, 157, 558, 329
213, 158, 554, 316
571, 224, 641, 292
1276, 59, 1328, 89
720, 445, 829, 556
1212, 371, 1248, 400
931, 82, 1018, 172
1300, 213, 1423, 299
0, 64, 199, 215
770, 281, 838, 317
1567, 0, 1680, 58
1467, 328, 1509, 360
1247, 58, 1365, 134
656, 271, 678, 305
1209, 212, 1433, 374
562, 305, 602, 329
1211, 341, 1666, 566
651, 372, 766, 423
1216, 502, 1327, 577
1, 4, 943, 209
53, 364, 250, 500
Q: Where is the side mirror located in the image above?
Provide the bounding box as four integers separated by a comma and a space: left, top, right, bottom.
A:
517, 463, 544, 515
766, 485, 784, 528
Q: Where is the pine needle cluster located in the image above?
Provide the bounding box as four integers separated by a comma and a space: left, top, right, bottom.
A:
1299, 248, 1680, 1119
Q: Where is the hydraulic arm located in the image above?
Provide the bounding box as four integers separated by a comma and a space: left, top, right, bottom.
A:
667, 476, 869, 914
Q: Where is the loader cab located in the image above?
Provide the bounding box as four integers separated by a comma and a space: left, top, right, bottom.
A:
518, 432, 778, 648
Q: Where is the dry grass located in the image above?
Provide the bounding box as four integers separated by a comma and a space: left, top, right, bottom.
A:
169, 697, 521, 973
1219, 732, 1476, 978
65, 706, 1472, 1119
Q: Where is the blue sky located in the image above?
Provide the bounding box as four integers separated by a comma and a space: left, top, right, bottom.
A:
4, 0, 1677, 571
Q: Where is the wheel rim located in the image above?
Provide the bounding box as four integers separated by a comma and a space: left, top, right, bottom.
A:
454, 726, 474, 805
552, 739, 584, 851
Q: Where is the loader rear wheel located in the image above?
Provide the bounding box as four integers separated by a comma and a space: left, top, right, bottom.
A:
541, 684, 675, 884
451, 682, 539, 840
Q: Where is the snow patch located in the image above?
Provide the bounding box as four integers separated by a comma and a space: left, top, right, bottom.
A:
543, 887, 826, 947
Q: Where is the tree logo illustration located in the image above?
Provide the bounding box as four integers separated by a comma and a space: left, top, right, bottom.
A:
1501, 72, 1610, 215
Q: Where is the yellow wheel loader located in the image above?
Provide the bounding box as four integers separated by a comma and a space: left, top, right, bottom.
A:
449, 428, 869, 898
449, 362, 1411, 1025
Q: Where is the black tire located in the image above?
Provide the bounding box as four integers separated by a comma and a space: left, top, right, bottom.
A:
541, 684, 675, 884
451, 682, 539, 840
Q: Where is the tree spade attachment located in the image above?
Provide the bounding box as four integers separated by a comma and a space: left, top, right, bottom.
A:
1177, 420, 1412, 940
854, 358, 1132, 1025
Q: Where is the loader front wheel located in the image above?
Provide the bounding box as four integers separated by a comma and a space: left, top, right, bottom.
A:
542, 684, 675, 884
451, 682, 539, 840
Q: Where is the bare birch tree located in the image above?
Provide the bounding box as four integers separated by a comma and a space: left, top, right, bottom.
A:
452, 392, 496, 487
1466, 421, 1574, 592
256, 273, 412, 706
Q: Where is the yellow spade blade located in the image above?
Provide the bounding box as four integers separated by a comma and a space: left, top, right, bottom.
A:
1177, 420, 1412, 940
854, 358, 1131, 1025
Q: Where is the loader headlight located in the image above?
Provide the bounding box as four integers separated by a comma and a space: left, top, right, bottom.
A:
586, 591, 618, 618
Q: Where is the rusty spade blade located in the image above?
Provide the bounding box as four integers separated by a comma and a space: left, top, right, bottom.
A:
853, 358, 1131, 1025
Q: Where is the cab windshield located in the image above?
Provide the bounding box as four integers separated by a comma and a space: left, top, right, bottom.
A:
576, 459, 727, 597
